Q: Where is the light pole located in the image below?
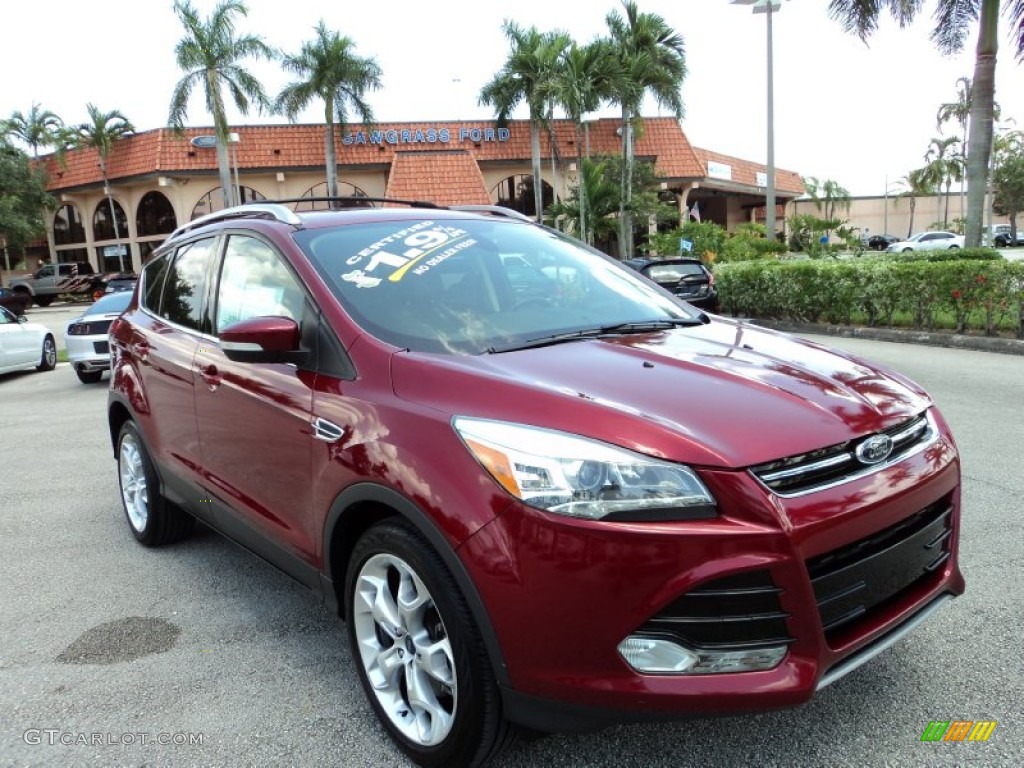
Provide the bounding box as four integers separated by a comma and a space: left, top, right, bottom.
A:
229, 132, 241, 208
731, 0, 782, 240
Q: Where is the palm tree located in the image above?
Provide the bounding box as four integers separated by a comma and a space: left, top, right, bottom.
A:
925, 136, 962, 226
803, 176, 851, 234
275, 21, 382, 201
5, 104, 64, 158
898, 167, 939, 238
546, 40, 616, 243
74, 104, 134, 271
480, 22, 570, 223
168, 0, 274, 209
604, 0, 686, 259
828, 0, 1024, 247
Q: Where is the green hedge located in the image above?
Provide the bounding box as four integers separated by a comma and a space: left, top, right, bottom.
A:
714, 257, 1024, 337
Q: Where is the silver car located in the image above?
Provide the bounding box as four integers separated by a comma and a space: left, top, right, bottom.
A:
64, 291, 132, 383
885, 231, 965, 253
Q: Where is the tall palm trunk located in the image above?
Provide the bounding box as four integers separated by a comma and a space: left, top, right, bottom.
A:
209, 70, 235, 208
530, 119, 543, 222
908, 197, 917, 239
325, 98, 338, 199
618, 106, 634, 259
100, 159, 125, 272
964, 0, 999, 247
574, 123, 586, 243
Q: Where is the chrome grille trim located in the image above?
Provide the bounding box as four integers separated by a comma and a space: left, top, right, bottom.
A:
750, 411, 938, 498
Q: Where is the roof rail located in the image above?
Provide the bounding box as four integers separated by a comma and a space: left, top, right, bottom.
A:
447, 205, 534, 223
258, 196, 442, 210
165, 203, 302, 243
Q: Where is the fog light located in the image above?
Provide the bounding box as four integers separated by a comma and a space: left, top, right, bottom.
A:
618, 634, 787, 675
617, 636, 698, 673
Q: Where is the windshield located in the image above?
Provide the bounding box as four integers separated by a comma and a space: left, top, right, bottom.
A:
295, 217, 700, 354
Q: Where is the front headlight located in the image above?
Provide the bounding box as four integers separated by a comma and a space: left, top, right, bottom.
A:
453, 417, 716, 521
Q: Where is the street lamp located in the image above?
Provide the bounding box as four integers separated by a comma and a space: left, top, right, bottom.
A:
731, 0, 782, 240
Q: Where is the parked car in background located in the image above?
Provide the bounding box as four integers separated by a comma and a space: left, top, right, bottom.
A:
0, 306, 56, 376
623, 257, 719, 311
886, 231, 964, 253
102, 274, 139, 295
65, 291, 133, 384
0, 287, 31, 316
8, 261, 101, 306
993, 228, 1023, 247
108, 199, 964, 766
867, 234, 900, 251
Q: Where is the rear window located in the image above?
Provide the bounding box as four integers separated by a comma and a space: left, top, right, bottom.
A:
294, 217, 698, 355
644, 263, 706, 281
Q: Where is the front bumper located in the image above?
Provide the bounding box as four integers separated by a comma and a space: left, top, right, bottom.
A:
460, 415, 964, 727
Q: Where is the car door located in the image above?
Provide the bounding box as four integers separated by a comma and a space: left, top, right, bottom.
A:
193, 232, 318, 584
0, 308, 38, 371
129, 237, 218, 495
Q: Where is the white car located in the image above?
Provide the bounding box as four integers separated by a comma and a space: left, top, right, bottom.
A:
64, 291, 132, 383
0, 306, 56, 376
885, 231, 965, 253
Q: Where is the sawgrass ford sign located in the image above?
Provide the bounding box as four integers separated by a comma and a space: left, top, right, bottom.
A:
342, 125, 511, 146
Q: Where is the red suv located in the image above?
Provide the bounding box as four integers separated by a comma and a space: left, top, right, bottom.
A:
108, 200, 964, 767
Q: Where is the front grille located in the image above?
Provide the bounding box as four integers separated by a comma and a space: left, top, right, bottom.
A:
750, 412, 934, 496
808, 495, 953, 643
634, 570, 794, 651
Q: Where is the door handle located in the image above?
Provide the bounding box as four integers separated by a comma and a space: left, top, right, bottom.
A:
198, 363, 221, 388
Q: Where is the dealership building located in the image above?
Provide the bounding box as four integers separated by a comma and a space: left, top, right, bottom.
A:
37, 117, 805, 273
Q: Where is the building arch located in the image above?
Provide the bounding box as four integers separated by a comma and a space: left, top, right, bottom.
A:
93, 198, 129, 243
53, 203, 86, 245
490, 174, 554, 218
293, 181, 373, 210
136, 191, 178, 236
190, 186, 267, 220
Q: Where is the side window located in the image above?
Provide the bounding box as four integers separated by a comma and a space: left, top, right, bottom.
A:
215, 235, 305, 335
160, 237, 216, 331
37, 265, 54, 279
141, 254, 171, 313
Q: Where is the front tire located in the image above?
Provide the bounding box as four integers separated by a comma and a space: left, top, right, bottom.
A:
76, 368, 103, 384
346, 519, 514, 767
36, 336, 56, 371
116, 421, 193, 546
34, 296, 53, 307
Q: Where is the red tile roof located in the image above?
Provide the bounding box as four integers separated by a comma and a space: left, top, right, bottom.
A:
693, 147, 805, 196
385, 151, 490, 206
40, 118, 730, 192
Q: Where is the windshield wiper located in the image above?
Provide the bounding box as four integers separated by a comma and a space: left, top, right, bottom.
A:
487, 318, 704, 354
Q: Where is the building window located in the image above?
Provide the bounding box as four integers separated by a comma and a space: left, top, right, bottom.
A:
294, 181, 373, 210
93, 199, 129, 242
53, 204, 86, 245
136, 191, 178, 236
55, 247, 89, 265
96, 244, 131, 273
190, 186, 266, 220
491, 175, 554, 218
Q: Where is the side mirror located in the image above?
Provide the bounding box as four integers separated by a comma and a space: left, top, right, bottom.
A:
220, 316, 301, 364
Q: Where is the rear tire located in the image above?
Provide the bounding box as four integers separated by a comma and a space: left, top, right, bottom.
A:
116, 421, 193, 546
346, 519, 515, 767
36, 336, 56, 371
76, 368, 103, 384
34, 296, 53, 307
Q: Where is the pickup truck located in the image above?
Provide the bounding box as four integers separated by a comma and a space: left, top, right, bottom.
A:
8, 262, 106, 307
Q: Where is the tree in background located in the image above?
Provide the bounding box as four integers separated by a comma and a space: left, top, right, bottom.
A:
0, 137, 54, 269
925, 136, 963, 227
992, 130, 1024, 240
275, 21, 382, 201
546, 40, 616, 243
828, 0, 1024, 248
168, 0, 274, 208
897, 167, 939, 238
604, 0, 686, 259
4, 104, 64, 159
73, 104, 134, 271
547, 157, 621, 247
481, 22, 570, 224
802, 176, 851, 234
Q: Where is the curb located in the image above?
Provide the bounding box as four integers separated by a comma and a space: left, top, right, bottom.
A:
752, 320, 1024, 356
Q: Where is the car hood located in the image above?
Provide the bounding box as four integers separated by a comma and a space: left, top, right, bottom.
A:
390, 319, 932, 468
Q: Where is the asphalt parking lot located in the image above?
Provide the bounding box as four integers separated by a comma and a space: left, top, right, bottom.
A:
0, 332, 1021, 767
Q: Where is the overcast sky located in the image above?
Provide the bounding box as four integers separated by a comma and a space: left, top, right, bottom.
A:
3, 0, 1022, 196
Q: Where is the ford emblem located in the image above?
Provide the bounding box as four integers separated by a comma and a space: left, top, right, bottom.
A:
856, 434, 893, 465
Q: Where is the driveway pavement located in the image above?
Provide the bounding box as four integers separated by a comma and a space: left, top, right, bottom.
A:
0, 335, 1021, 767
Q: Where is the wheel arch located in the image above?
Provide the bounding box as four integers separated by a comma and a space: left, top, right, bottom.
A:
323, 482, 511, 688
108, 401, 134, 458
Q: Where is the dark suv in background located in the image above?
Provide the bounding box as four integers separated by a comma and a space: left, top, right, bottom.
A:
108, 199, 964, 767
